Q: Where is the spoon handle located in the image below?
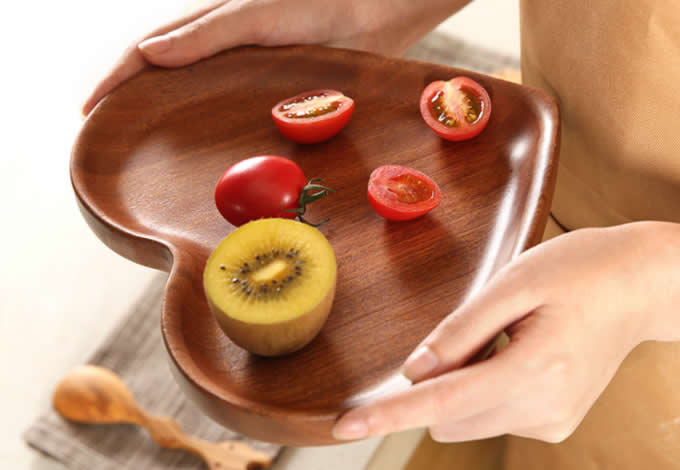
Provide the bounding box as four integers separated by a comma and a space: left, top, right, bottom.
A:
137, 410, 272, 470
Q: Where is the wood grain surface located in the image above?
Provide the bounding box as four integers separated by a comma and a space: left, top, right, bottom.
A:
71, 45, 559, 446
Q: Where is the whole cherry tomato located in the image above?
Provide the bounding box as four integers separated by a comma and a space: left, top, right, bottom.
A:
215, 156, 333, 227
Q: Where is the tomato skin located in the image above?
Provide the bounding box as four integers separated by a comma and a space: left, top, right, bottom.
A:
272, 89, 354, 144
367, 165, 442, 221
419, 77, 492, 141
215, 156, 307, 227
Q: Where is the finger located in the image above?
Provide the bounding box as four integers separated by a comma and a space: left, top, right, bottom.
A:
137, 2, 264, 68
427, 403, 513, 443
82, 0, 226, 116
512, 414, 585, 444
402, 263, 543, 383
332, 344, 525, 441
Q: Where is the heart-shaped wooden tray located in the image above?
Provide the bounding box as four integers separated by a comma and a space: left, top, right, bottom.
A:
71, 45, 559, 446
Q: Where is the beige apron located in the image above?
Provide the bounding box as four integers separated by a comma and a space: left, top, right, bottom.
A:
410, 1, 680, 468
503, 1, 680, 468
503, 0, 680, 467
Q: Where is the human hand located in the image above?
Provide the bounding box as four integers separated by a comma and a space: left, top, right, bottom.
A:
332, 222, 680, 443
82, 0, 466, 115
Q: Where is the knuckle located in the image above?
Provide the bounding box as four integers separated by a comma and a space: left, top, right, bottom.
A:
248, 12, 273, 45
127, 38, 144, 56
428, 425, 451, 443
518, 349, 551, 380
108, 68, 125, 87
520, 353, 545, 376
545, 354, 571, 384
436, 310, 465, 336
541, 422, 577, 443
541, 406, 581, 442
523, 350, 571, 386
364, 410, 386, 436
498, 258, 548, 302
427, 312, 468, 352
183, 17, 211, 39
542, 397, 574, 427
429, 380, 453, 419
496, 258, 530, 286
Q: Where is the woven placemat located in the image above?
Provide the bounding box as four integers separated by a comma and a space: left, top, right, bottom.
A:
23, 273, 281, 470
23, 31, 518, 470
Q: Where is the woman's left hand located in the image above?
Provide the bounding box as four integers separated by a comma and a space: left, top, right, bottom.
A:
332, 221, 680, 443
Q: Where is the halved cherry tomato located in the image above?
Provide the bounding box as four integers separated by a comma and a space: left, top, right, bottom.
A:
367, 165, 442, 221
272, 89, 354, 144
215, 156, 333, 227
419, 77, 491, 141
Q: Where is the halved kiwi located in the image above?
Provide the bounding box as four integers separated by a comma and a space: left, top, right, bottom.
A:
203, 218, 337, 356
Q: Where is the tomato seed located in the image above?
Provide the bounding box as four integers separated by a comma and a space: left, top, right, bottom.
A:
280, 93, 327, 111
386, 174, 433, 204
431, 91, 458, 128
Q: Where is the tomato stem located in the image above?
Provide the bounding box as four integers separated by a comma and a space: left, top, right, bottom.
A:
298, 215, 331, 227
283, 178, 335, 226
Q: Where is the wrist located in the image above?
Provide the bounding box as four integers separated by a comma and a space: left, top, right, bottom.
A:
624, 221, 680, 343
349, 0, 471, 55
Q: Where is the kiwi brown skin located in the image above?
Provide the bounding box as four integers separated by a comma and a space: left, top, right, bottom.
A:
208, 283, 336, 357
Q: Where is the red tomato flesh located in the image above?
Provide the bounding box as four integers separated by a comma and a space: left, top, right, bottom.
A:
367, 165, 442, 221
419, 77, 491, 141
215, 156, 307, 227
272, 89, 354, 144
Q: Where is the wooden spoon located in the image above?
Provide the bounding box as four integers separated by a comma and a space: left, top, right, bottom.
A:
53, 365, 273, 470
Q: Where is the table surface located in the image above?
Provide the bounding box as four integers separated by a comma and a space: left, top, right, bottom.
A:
0, 0, 518, 468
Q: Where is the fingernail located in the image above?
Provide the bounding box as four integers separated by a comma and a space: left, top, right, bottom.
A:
81, 98, 97, 118
402, 345, 439, 382
332, 416, 368, 440
139, 36, 172, 56
80, 102, 90, 118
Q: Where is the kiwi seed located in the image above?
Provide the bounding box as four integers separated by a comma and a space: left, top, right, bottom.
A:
220, 249, 310, 301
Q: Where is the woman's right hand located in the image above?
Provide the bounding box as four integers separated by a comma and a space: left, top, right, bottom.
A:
82, 0, 467, 116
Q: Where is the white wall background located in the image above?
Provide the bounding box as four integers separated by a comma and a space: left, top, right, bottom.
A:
0, 1, 519, 468
437, 0, 521, 57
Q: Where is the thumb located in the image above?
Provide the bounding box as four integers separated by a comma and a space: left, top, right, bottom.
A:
402, 264, 543, 383
138, 3, 263, 68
